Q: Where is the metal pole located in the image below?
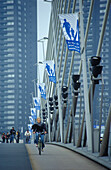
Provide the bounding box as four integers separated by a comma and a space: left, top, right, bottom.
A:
51, 2, 63, 143
47, 99, 51, 142
79, 0, 92, 150
91, 82, 94, 153
98, 78, 104, 152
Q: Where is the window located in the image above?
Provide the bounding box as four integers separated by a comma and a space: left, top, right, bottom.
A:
4, 116, 15, 119
7, 6, 14, 9
4, 111, 14, 114
4, 105, 15, 109
4, 121, 14, 124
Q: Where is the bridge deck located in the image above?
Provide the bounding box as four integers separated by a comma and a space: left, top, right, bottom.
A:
26, 144, 108, 170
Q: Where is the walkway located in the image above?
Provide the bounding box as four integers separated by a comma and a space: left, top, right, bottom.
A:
26, 144, 108, 170
0, 143, 32, 170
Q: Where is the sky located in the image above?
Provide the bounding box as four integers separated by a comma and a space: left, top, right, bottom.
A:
37, 0, 51, 83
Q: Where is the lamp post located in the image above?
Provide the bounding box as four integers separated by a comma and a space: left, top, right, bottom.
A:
32, 79, 37, 97
44, 0, 63, 143
38, 37, 48, 61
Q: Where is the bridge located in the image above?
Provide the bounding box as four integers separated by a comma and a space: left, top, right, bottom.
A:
0, 143, 110, 170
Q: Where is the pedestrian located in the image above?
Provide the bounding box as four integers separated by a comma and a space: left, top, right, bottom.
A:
16, 130, 20, 143
10, 127, 16, 143
6, 132, 10, 143
25, 130, 31, 144
2, 133, 6, 143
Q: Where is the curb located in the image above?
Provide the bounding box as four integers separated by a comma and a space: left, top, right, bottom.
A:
47, 142, 111, 170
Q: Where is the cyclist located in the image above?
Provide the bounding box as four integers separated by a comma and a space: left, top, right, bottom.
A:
32, 117, 47, 151
25, 130, 31, 143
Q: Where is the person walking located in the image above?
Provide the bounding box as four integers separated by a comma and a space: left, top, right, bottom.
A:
6, 132, 10, 143
10, 127, 16, 143
16, 130, 20, 143
2, 133, 6, 143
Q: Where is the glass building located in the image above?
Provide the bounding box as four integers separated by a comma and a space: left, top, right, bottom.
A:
43, 0, 111, 142
0, 0, 37, 134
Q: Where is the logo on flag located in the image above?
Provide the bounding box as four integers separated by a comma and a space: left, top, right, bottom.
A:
44, 60, 56, 83
29, 116, 34, 124
59, 13, 80, 53
31, 108, 37, 119
33, 97, 40, 110
38, 83, 46, 100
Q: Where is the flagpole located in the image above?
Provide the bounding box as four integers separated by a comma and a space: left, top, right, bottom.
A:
79, 0, 92, 151
51, 3, 63, 143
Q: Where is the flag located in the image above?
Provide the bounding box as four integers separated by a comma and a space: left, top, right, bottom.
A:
27, 124, 32, 138
33, 97, 40, 110
38, 83, 46, 100
59, 13, 80, 53
31, 108, 37, 119
44, 60, 56, 83
29, 116, 34, 124
28, 124, 32, 131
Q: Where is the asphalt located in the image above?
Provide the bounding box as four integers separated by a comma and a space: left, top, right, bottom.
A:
47, 142, 111, 170
0, 143, 110, 170
26, 144, 109, 170
0, 143, 32, 170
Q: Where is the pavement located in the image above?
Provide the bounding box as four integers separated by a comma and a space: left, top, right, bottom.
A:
26, 144, 110, 170
47, 142, 111, 170
0, 142, 110, 170
0, 143, 32, 170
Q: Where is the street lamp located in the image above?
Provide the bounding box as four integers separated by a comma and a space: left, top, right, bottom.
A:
32, 79, 37, 97
38, 37, 48, 61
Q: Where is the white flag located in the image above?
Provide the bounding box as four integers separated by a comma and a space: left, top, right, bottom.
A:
30, 108, 37, 119
59, 13, 80, 53
38, 83, 46, 100
33, 97, 40, 110
44, 60, 56, 83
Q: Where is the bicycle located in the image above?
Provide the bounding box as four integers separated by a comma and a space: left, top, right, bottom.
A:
37, 132, 45, 155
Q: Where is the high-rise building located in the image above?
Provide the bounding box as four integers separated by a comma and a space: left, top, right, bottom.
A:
0, 0, 37, 134
43, 0, 111, 141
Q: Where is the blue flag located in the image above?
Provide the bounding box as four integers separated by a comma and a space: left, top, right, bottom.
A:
33, 97, 40, 110
31, 108, 37, 119
38, 83, 46, 100
44, 60, 56, 83
59, 13, 80, 53
29, 116, 34, 124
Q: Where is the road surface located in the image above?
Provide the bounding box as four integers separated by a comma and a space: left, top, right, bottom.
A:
26, 144, 108, 170
0, 143, 32, 170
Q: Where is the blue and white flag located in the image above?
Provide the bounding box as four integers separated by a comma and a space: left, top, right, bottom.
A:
33, 97, 40, 110
44, 60, 56, 83
31, 108, 37, 119
29, 116, 34, 124
28, 124, 32, 131
59, 13, 80, 53
38, 83, 46, 100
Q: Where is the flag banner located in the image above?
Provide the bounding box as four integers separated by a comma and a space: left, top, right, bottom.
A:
29, 116, 34, 124
44, 60, 56, 83
30, 108, 37, 119
59, 13, 80, 53
28, 124, 32, 131
38, 83, 46, 100
33, 97, 40, 110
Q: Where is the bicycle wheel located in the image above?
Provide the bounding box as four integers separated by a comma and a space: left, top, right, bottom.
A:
38, 147, 41, 155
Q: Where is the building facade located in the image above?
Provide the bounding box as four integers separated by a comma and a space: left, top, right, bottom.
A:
0, 0, 37, 134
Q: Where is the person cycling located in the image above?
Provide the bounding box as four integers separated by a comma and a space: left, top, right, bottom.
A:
32, 117, 47, 151
25, 130, 31, 143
